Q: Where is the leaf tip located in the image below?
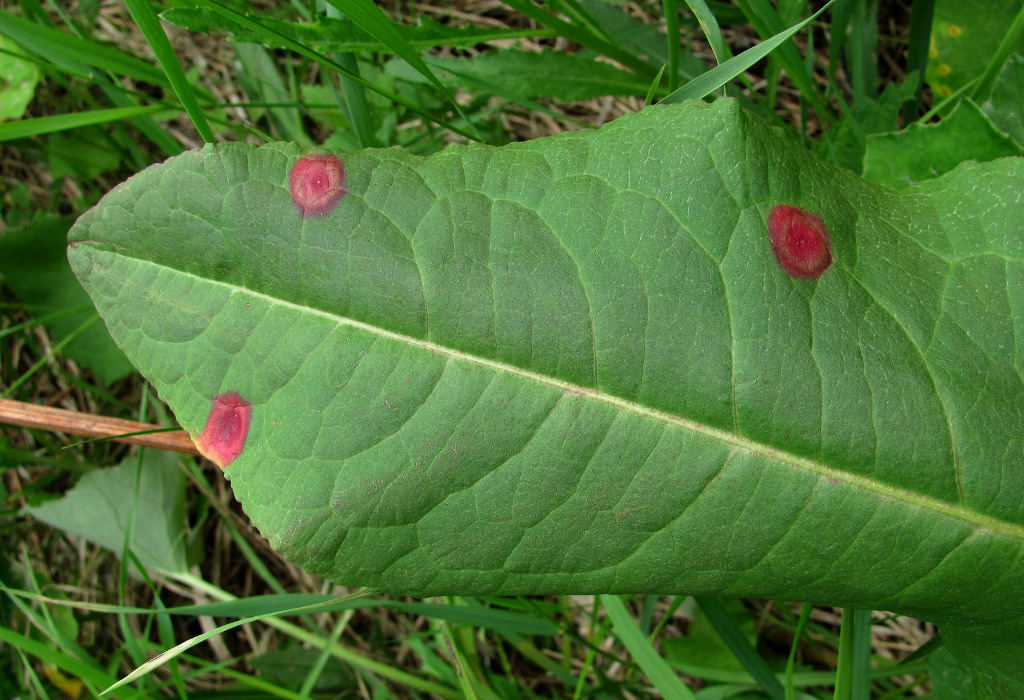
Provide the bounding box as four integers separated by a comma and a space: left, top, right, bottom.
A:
767, 204, 833, 280
290, 154, 347, 218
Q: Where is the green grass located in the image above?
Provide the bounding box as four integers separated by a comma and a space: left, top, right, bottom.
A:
1, 0, 1016, 697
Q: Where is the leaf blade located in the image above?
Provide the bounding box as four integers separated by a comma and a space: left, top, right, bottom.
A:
68, 99, 1024, 686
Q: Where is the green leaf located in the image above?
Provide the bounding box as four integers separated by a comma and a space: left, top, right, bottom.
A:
928, 645, 975, 700
862, 99, 1023, 189
0, 215, 131, 383
0, 35, 39, 122
248, 648, 353, 693
664, 600, 754, 675
925, 0, 1024, 100
981, 53, 1024, 147
578, 0, 707, 80
24, 450, 190, 576
819, 75, 920, 173
68, 99, 1024, 692
696, 596, 784, 700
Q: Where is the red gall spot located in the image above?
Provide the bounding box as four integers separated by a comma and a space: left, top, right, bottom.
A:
196, 392, 252, 468
767, 204, 833, 280
289, 154, 346, 218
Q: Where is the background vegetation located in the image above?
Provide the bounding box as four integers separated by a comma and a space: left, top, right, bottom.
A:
1, 0, 1021, 697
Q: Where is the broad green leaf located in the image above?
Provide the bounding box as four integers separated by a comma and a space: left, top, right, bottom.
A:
0, 215, 131, 383
67, 99, 1024, 693
926, 0, 1024, 99
25, 450, 190, 576
817, 75, 920, 174
663, 599, 755, 674
929, 646, 975, 700
981, 53, 1024, 147
862, 98, 1023, 190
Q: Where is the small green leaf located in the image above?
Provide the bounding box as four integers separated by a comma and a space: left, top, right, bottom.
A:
0, 35, 39, 122
24, 450, 190, 576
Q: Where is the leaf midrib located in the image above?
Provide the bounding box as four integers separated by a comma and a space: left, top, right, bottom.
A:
110, 250, 1024, 543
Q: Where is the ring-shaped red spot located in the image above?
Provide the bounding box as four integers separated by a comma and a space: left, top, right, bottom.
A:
289, 154, 346, 218
767, 204, 833, 280
196, 392, 252, 468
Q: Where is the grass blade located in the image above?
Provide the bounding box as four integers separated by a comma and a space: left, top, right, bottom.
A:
599, 595, 697, 700
499, 0, 657, 77
847, 0, 880, 115
233, 41, 309, 143
320, 1, 378, 150
785, 602, 814, 700
101, 593, 367, 695
903, 0, 935, 118
683, 0, 733, 66
0, 627, 127, 699
834, 613, 851, 699
188, 0, 479, 141
832, 607, 865, 700
123, 0, 214, 143
696, 596, 786, 700
663, 0, 836, 103
296, 610, 351, 700
99, 82, 184, 157
850, 610, 873, 700
326, 0, 481, 142
0, 8, 167, 85
827, 0, 854, 86
731, 0, 833, 120
0, 105, 169, 141
663, 0, 681, 91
